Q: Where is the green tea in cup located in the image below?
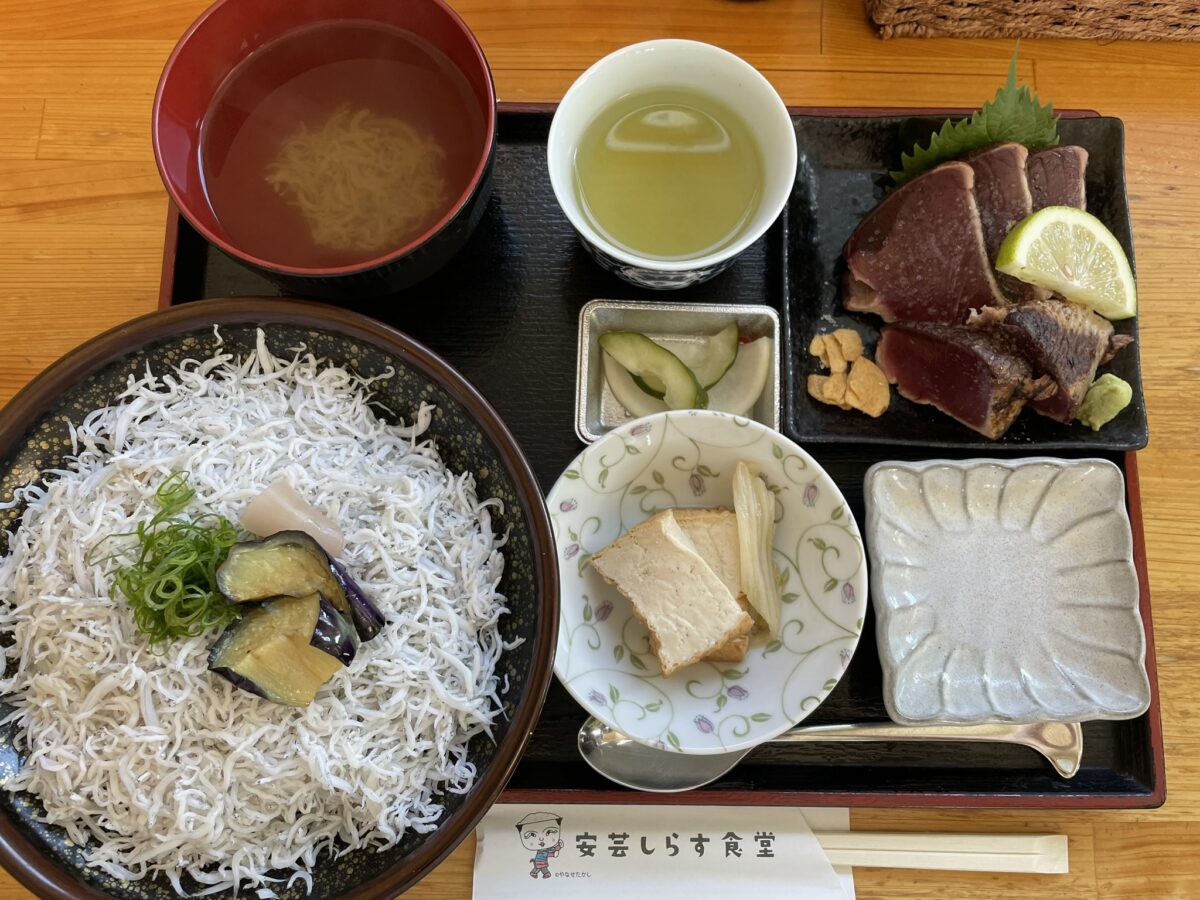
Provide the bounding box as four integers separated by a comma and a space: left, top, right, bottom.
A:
548, 40, 796, 289
571, 88, 764, 262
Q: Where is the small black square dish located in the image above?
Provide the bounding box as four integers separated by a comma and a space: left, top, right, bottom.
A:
785, 114, 1148, 451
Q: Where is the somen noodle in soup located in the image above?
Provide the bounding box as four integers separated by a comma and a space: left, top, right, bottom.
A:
199, 21, 485, 269
264, 105, 448, 255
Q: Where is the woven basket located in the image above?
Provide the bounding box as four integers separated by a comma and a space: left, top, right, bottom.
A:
866, 0, 1200, 41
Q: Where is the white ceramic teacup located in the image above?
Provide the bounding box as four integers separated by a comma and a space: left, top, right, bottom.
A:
548, 39, 797, 290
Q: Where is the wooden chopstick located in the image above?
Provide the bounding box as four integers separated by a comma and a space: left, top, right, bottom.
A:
811, 832, 1068, 874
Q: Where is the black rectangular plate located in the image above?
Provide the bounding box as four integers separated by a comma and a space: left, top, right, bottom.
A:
163, 109, 1160, 806
785, 115, 1148, 451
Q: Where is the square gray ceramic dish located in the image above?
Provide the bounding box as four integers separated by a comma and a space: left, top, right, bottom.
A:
576, 300, 781, 442
864, 457, 1151, 726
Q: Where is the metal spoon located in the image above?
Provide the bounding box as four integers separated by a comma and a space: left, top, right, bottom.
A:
578, 717, 1083, 793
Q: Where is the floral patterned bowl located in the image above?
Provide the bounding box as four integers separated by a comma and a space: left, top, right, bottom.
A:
547, 410, 867, 754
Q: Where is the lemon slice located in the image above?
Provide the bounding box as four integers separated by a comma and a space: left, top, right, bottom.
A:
996, 206, 1137, 320
604, 337, 772, 419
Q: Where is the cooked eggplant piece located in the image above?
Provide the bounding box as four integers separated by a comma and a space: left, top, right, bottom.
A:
208, 592, 356, 706
217, 530, 386, 643
329, 558, 386, 642
216, 531, 349, 615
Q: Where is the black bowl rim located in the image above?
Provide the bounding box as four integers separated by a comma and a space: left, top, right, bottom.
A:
0, 297, 559, 899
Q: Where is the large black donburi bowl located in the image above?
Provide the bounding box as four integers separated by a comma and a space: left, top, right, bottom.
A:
0, 298, 558, 898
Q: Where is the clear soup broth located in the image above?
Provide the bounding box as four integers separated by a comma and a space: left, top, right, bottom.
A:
200, 21, 485, 270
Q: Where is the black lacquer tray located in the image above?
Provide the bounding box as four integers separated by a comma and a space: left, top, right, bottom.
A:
160, 106, 1164, 808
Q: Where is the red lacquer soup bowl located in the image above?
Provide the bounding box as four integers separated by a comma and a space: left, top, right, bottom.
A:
153, 0, 497, 299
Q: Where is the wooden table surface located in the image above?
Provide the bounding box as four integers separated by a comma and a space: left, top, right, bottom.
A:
1, 0, 1199, 897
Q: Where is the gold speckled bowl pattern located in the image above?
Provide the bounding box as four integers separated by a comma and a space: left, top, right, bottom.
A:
0, 299, 558, 899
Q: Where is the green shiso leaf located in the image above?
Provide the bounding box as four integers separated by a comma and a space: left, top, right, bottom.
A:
892, 46, 1059, 185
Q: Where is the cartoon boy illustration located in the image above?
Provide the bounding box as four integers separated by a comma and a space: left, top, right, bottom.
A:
516, 811, 564, 879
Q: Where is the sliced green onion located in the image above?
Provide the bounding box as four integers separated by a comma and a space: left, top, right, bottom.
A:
90, 473, 239, 645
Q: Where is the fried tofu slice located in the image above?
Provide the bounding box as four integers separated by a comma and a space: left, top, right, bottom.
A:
673, 508, 753, 663
590, 511, 753, 676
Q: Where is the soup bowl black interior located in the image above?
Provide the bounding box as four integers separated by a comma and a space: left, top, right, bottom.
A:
0, 299, 557, 898
153, 0, 497, 299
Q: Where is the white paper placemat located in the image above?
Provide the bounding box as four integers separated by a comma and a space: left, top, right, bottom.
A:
475, 804, 854, 899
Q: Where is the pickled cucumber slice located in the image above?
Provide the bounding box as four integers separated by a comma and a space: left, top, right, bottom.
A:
599, 332, 707, 410
605, 337, 772, 419
628, 322, 741, 397
631, 373, 667, 399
